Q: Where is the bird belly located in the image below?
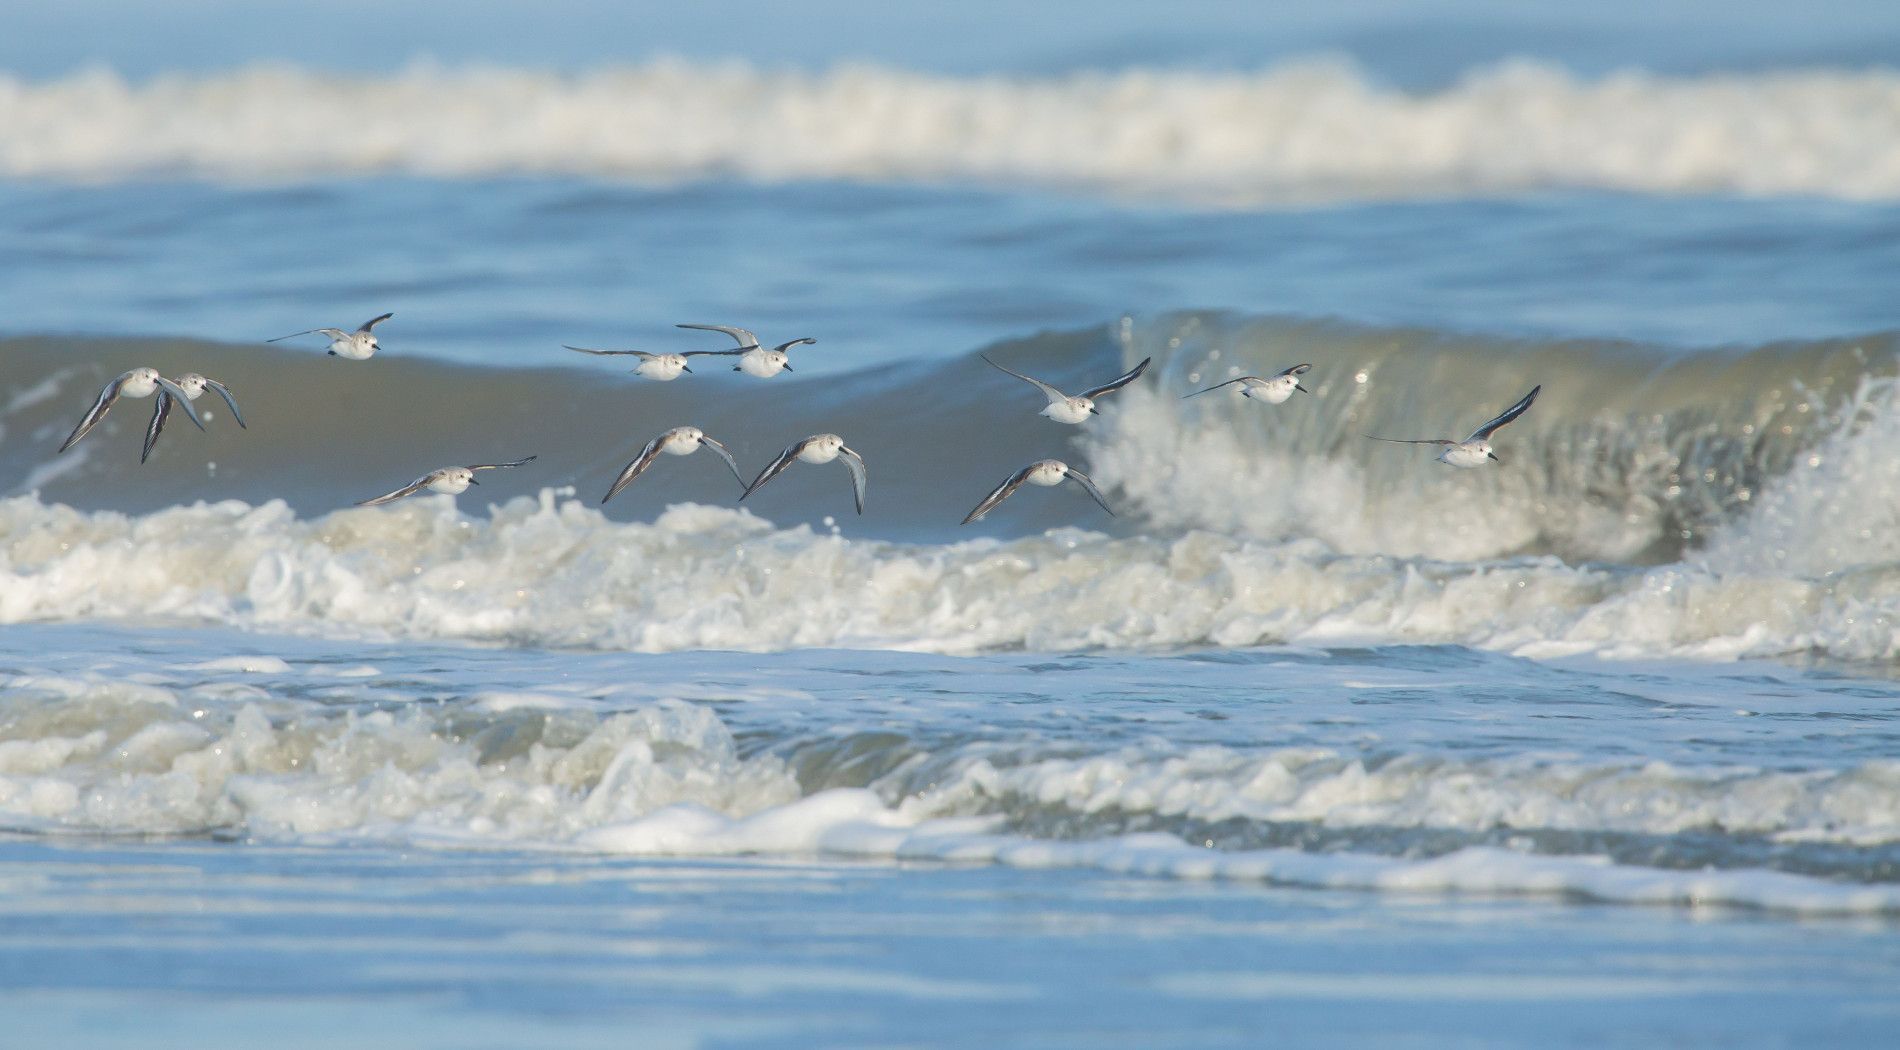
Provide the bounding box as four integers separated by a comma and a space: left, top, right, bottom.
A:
1042, 402, 1089, 424
1439, 445, 1489, 468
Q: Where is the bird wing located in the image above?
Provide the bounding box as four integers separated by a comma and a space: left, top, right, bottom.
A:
58, 372, 130, 452
740, 440, 806, 503
1467, 385, 1541, 442
695, 434, 746, 487
564, 345, 657, 360
960, 464, 1036, 524
837, 444, 867, 515
982, 355, 1068, 406
357, 313, 394, 333
356, 475, 432, 506
267, 327, 350, 343
602, 436, 667, 504
152, 378, 207, 432
1064, 468, 1116, 517
1368, 436, 1453, 446
140, 391, 173, 464
676, 323, 761, 351
1276, 363, 1313, 378
1181, 377, 1253, 399
202, 378, 246, 428
771, 338, 817, 353
1079, 356, 1152, 401
467, 456, 535, 471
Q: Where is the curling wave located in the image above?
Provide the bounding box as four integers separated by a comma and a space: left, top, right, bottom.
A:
7, 59, 1900, 202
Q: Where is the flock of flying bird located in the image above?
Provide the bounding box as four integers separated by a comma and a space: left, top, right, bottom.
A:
54, 312, 1543, 522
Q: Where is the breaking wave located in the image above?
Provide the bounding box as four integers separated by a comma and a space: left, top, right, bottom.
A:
7, 59, 1900, 202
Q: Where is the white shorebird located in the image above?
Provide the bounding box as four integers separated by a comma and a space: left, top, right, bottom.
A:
601, 427, 744, 504
983, 355, 1151, 424
1371, 385, 1541, 468
58, 368, 205, 453
141, 373, 247, 464
740, 434, 867, 514
562, 344, 732, 381
676, 324, 815, 378
961, 459, 1114, 524
355, 456, 536, 506
1182, 363, 1313, 404
268, 313, 393, 359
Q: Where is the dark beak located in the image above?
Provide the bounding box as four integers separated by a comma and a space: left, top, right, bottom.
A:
1487, 452, 1501, 463
782, 363, 794, 372
1296, 383, 1311, 394
682, 364, 694, 373
1089, 406, 1100, 415
470, 478, 482, 485
327, 350, 337, 356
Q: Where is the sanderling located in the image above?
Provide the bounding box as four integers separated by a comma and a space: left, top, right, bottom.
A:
983, 355, 1151, 424
1182, 363, 1313, 404
740, 434, 866, 514
58, 368, 205, 454
601, 427, 744, 504
268, 312, 393, 359
355, 456, 536, 506
141, 373, 247, 464
1370, 385, 1541, 467
563, 344, 733, 381
675, 324, 815, 378
961, 459, 1114, 524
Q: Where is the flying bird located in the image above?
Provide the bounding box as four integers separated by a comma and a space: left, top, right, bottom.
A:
1370, 385, 1541, 467
355, 456, 536, 506
961, 460, 1114, 524
740, 434, 867, 514
676, 324, 815, 378
983, 355, 1151, 424
562, 344, 734, 382
268, 313, 393, 359
600, 427, 744, 504
58, 368, 204, 454
142, 373, 246, 464
1182, 363, 1313, 404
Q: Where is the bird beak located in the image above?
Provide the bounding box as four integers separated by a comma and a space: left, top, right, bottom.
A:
470, 478, 482, 485
1297, 383, 1311, 393
1488, 452, 1501, 463
1089, 407, 1100, 415
682, 365, 694, 373
782, 363, 794, 372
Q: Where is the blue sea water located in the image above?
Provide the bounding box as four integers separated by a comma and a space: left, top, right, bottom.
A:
4, 2, 1900, 1046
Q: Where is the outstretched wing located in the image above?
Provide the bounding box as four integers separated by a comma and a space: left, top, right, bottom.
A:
152, 378, 206, 432
356, 474, 432, 506
740, 440, 806, 503
771, 338, 817, 353
676, 323, 761, 351
1182, 377, 1253, 400
1467, 385, 1541, 442
1064, 468, 1116, 517
467, 456, 535, 471
695, 434, 746, 487
982, 355, 1068, 406
59, 372, 130, 453
266, 328, 345, 343
202, 378, 246, 428
1079, 357, 1152, 401
1368, 436, 1453, 446
960, 464, 1036, 524
837, 444, 867, 515
357, 313, 394, 334
1277, 363, 1313, 378
140, 392, 173, 464
602, 436, 667, 504
564, 345, 657, 361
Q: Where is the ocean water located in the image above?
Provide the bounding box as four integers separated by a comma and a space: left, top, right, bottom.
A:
5, 2, 1900, 1046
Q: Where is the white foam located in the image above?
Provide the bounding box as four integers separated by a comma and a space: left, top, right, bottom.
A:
7, 60, 1900, 202
0, 490, 1896, 661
